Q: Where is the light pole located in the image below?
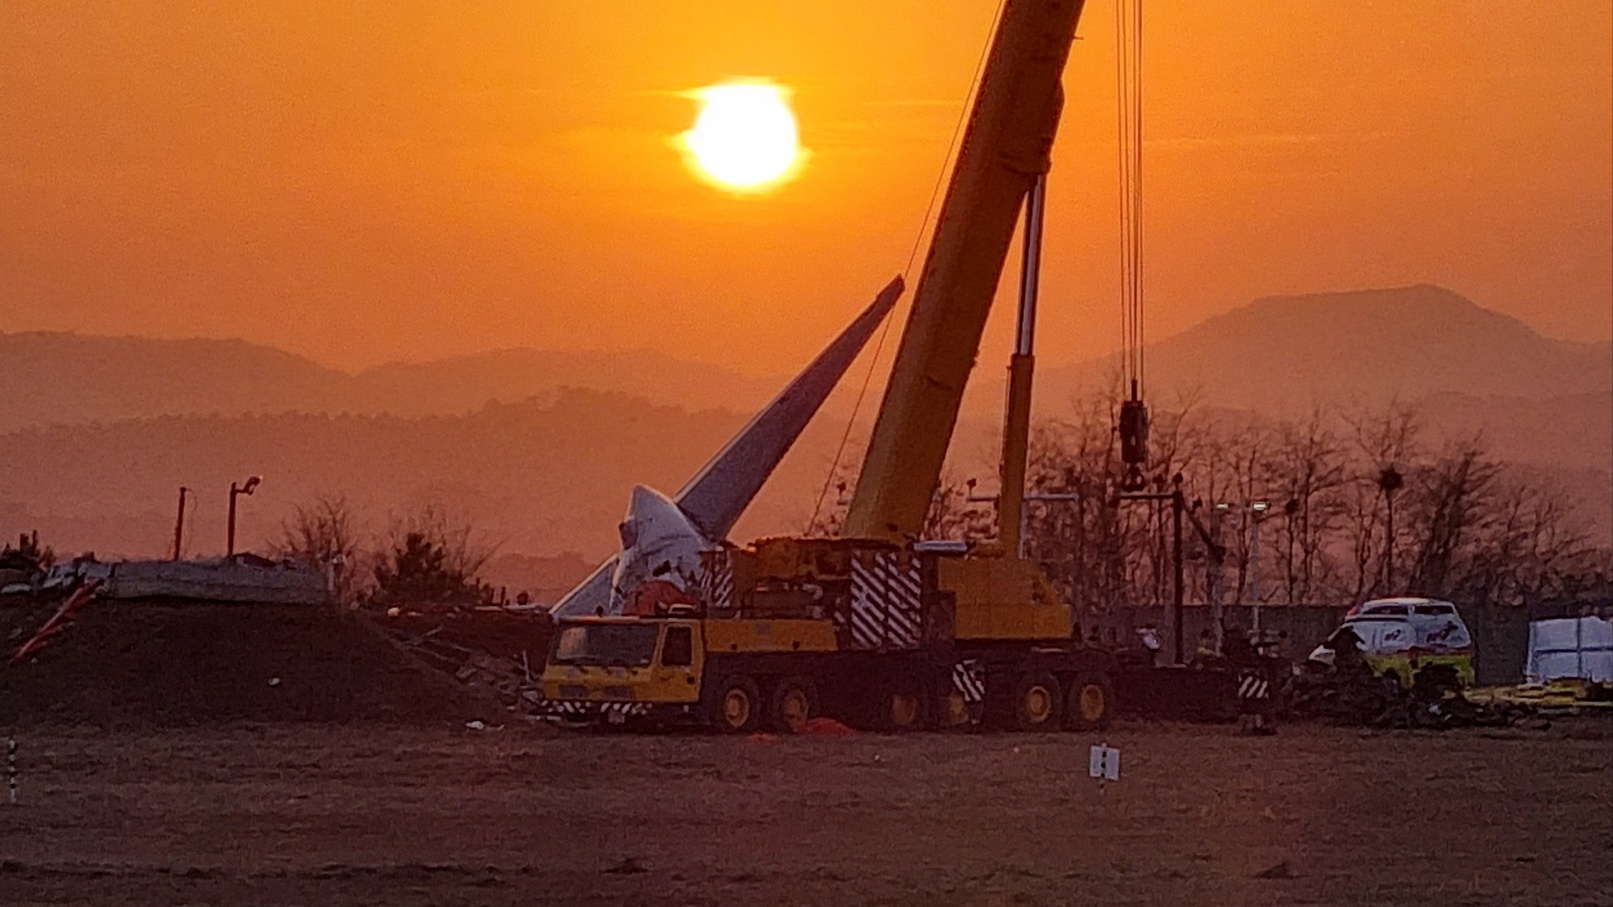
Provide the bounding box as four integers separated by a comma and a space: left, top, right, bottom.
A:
1249, 501, 1269, 634
1210, 503, 1229, 653
226, 475, 263, 558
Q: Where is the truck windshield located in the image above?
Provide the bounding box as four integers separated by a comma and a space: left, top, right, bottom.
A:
550, 623, 661, 668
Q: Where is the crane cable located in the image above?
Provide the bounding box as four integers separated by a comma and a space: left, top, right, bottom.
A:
807, 0, 1008, 533
1115, 0, 1145, 400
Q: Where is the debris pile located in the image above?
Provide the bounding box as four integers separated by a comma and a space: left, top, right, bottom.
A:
0, 598, 501, 726
1288, 669, 1531, 729
378, 607, 555, 713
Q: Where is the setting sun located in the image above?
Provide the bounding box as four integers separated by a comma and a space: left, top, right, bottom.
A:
679, 81, 804, 193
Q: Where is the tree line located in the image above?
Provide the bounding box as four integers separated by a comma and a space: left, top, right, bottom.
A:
280, 394, 1610, 617
1045, 396, 1611, 618
275, 497, 498, 608
815, 394, 1611, 620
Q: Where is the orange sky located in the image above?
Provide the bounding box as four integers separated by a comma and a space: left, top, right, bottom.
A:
3, 1, 1609, 378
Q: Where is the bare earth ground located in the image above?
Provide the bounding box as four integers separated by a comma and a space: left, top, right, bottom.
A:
0, 720, 1608, 907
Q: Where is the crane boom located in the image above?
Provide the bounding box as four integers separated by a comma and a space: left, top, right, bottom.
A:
843, 0, 1086, 541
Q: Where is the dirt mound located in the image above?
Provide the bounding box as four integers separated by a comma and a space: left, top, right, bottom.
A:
0, 598, 502, 727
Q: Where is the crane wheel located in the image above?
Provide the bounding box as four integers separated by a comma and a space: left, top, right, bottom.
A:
1011, 671, 1062, 732
938, 689, 974, 730
768, 676, 819, 734
710, 674, 761, 734
876, 674, 929, 733
1063, 672, 1115, 731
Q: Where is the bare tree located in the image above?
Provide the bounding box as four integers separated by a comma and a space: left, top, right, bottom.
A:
1021, 392, 1609, 614
274, 494, 364, 605
1269, 408, 1347, 603
1340, 399, 1423, 599
1403, 438, 1501, 599
1446, 468, 1607, 606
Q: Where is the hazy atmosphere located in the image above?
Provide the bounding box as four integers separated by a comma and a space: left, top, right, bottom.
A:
1, 5, 1610, 905
4, 1, 1609, 568
4, 2, 1609, 375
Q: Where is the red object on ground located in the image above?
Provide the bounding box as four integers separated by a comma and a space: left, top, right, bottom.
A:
10, 581, 102, 666
622, 579, 698, 617
800, 717, 856, 736
746, 733, 778, 744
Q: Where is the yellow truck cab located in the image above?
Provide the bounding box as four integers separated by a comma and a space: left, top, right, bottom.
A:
540, 613, 841, 729
541, 616, 703, 725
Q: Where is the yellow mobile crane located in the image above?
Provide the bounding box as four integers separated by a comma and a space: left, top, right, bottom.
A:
543, 0, 1124, 732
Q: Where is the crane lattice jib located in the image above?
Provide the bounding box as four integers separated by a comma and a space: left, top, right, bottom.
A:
843, 0, 1087, 541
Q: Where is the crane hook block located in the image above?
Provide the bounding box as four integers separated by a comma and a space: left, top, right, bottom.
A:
1119, 398, 1149, 467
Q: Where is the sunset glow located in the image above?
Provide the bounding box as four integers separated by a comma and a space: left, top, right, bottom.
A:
679, 81, 804, 192
0, 2, 1606, 372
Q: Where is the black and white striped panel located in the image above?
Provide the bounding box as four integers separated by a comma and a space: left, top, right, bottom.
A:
951, 659, 986, 703
1237, 670, 1270, 701
544, 701, 651, 718
849, 552, 923, 650
698, 549, 734, 612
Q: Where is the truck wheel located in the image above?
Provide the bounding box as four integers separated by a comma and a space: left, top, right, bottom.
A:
1064, 672, 1114, 731
938, 688, 974, 730
876, 674, 929, 732
1379, 671, 1404, 700
1011, 671, 1062, 732
768, 676, 819, 734
710, 674, 761, 734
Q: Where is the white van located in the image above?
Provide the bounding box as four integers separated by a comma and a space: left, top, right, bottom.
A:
1310, 597, 1475, 690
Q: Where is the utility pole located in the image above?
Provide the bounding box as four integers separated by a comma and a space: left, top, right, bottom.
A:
1171, 476, 1185, 666
226, 475, 263, 558
171, 486, 190, 561
1209, 503, 1227, 653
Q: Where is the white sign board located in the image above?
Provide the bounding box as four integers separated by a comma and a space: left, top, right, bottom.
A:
1088, 744, 1120, 781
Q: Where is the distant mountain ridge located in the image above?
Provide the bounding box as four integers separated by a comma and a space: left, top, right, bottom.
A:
1029, 285, 1611, 411
353, 347, 779, 417
0, 332, 353, 431
4, 285, 1607, 564
6, 286, 1605, 433
0, 388, 847, 563
0, 332, 780, 433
